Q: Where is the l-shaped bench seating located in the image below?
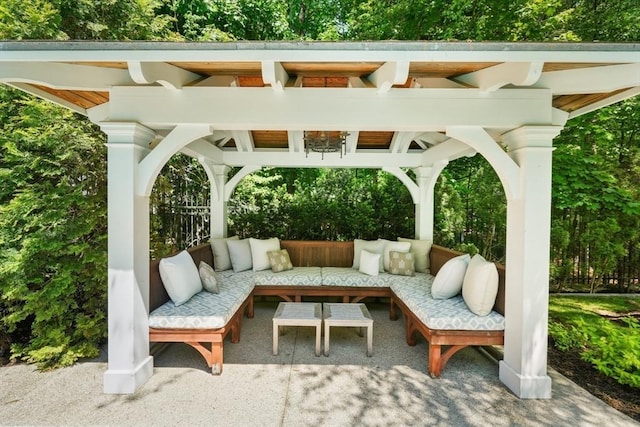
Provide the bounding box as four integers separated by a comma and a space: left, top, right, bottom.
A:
148, 240, 505, 376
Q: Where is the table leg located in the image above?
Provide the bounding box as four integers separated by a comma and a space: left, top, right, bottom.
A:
315, 323, 321, 357
273, 323, 279, 355
366, 324, 373, 357
324, 324, 330, 356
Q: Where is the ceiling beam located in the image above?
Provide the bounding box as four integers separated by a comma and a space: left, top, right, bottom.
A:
230, 130, 255, 152
420, 138, 476, 165
535, 63, 640, 94
194, 75, 237, 87
367, 61, 410, 93
108, 86, 553, 130
345, 131, 359, 153
261, 61, 289, 91
455, 62, 544, 92
127, 61, 201, 89
288, 130, 304, 153
180, 139, 223, 163
0, 62, 133, 91
220, 151, 423, 168
389, 132, 418, 154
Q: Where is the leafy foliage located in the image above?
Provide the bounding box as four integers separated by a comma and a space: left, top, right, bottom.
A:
549, 296, 640, 388
226, 168, 414, 241
0, 88, 107, 368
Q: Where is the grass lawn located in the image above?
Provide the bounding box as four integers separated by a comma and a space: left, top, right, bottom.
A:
548, 295, 640, 386
547, 294, 640, 420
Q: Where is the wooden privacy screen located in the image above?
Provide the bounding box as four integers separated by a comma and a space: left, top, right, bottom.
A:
280, 240, 354, 267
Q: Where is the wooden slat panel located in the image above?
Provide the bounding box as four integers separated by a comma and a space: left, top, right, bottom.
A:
553, 88, 630, 112
409, 62, 498, 78
281, 240, 354, 267
252, 130, 288, 149
357, 131, 394, 149
169, 61, 263, 76
66, 61, 128, 69
283, 62, 382, 77
237, 76, 265, 87
31, 85, 108, 109
542, 62, 618, 72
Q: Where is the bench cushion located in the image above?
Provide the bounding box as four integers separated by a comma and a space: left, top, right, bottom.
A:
321, 267, 391, 287
390, 274, 505, 331
253, 267, 323, 286
149, 270, 255, 329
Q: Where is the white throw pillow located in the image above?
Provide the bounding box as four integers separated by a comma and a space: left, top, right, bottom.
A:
159, 250, 203, 306
352, 239, 385, 272
359, 250, 380, 276
210, 235, 239, 271
198, 261, 220, 294
383, 241, 411, 272
398, 237, 432, 273
462, 254, 499, 316
227, 239, 253, 272
249, 237, 281, 271
430, 253, 471, 299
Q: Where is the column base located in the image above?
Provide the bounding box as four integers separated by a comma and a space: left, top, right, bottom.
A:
499, 360, 552, 399
103, 356, 154, 394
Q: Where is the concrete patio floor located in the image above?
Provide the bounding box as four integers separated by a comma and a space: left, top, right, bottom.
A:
0, 301, 637, 426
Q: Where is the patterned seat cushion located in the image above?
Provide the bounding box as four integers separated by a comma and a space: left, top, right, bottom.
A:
253, 267, 323, 286
390, 274, 505, 331
149, 270, 255, 329
321, 267, 392, 287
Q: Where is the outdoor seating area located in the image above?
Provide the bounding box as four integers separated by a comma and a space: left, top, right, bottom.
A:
0, 301, 636, 426
3, 41, 638, 399
148, 238, 505, 378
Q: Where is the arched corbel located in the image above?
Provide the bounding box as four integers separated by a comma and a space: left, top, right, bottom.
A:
446, 126, 521, 201
137, 124, 213, 196
224, 165, 262, 201
382, 166, 419, 203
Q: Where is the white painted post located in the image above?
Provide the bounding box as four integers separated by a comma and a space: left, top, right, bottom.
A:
101, 122, 156, 394
499, 126, 562, 399
209, 164, 230, 239
414, 163, 447, 241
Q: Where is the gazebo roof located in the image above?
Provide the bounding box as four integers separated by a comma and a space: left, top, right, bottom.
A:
1, 41, 638, 168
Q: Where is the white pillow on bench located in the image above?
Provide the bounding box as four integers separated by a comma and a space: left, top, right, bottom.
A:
159, 250, 203, 306
462, 254, 499, 316
430, 253, 470, 299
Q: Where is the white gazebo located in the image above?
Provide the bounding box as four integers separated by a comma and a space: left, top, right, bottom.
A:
1, 41, 639, 398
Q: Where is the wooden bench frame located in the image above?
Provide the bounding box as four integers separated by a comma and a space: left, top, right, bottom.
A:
149, 244, 254, 374
253, 240, 391, 303
150, 240, 505, 377
389, 245, 505, 377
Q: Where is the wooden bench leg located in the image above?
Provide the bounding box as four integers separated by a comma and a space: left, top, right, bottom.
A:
230, 316, 241, 343
211, 336, 223, 375
405, 318, 417, 346
389, 298, 398, 321
246, 296, 255, 319
428, 344, 467, 378
429, 344, 442, 378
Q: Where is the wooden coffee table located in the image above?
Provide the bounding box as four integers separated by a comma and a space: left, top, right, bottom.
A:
272, 302, 322, 356
323, 303, 373, 357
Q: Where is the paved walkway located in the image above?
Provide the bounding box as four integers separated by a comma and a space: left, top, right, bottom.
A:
0, 302, 637, 426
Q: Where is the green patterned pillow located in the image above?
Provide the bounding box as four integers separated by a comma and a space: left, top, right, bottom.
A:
388, 251, 415, 276
267, 249, 294, 273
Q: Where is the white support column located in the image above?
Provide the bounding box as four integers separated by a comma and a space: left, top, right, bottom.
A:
413, 162, 447, 241
101, 122, 156, 394
499, 126, 562, 399
200, 162, 231, 239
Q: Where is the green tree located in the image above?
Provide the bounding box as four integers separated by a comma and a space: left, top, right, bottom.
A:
0, 88, 107, 367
